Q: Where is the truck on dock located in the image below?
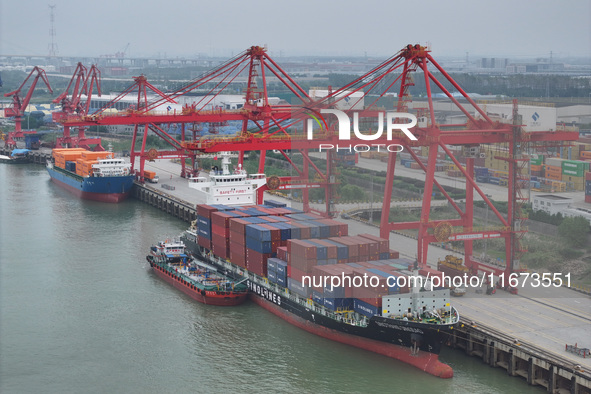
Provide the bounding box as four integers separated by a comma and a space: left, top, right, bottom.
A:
144, 170, 159, 183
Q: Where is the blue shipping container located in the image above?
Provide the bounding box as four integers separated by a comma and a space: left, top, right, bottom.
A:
197, 228, 211, 239
305, 240, 328, 260
323, 297, 353, 311
323, 285, 345, 299
354, 299, 379, 317
276, 260, 288, 276
245, 224, 272, 242
367, 268, 399, 293
288, 278, 311, 297
312, 291, 323, 304
246, 236, 272, 254
322, 239, 349, 259
267, 258, 281, 272
267, 270, 277, 283
264, 200, 287, 208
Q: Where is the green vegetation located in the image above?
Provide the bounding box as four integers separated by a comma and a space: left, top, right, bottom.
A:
558, 217, 591, 248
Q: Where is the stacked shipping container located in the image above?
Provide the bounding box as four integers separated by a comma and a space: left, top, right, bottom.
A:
52, 148, 112, 177
196, 204, 446, 318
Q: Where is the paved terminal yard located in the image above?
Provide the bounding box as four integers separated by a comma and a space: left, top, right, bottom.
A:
140, 158, 591, 374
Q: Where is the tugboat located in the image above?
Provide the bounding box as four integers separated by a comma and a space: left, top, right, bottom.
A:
146, 237, 248, 306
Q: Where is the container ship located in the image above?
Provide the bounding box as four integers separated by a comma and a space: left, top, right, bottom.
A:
182, 201, 460, 378
46, 148, 134, 203
146, 237, 248, 306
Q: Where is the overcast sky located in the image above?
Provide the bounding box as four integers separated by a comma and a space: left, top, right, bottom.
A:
1, 0, 589, 59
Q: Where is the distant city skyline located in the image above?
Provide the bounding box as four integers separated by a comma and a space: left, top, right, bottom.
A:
1, 0, 589, 59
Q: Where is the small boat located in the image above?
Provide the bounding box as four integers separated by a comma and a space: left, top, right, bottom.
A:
0, 149, 31, 164
146, 238, 248, 306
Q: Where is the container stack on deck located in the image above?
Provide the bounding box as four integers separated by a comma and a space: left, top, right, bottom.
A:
52, 148, 112, 177
195, 203, 442, 318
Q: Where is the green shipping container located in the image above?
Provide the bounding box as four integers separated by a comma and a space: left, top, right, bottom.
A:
530, 154, 543, 165
561, 160, 589, 171
562, 167, 585, 177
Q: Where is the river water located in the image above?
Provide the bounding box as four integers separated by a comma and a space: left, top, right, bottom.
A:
0, 163, 540, 393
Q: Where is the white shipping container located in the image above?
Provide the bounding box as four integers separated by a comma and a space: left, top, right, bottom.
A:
546, 158, 565, 167
476, 103, 556, 132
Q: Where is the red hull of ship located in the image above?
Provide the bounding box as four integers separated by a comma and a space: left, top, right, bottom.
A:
50, 177, 130, 203
250, 295, 453, 378
151, 263, 247, 306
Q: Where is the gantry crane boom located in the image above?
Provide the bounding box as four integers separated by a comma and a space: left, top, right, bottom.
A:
4, 66, 53, 134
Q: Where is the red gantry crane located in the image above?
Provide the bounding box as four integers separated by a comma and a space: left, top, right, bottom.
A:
57, 45, 578, 278
3, 66, 53, 148
52, 62, 104, 150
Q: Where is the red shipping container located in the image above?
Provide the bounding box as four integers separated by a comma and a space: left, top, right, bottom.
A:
230, 249, 246, 267
229, 240, 245, 256
315, 219, 339, 237
289, 266, 309, 283
288, 239, 317, 259
586, 172, 591, 181
211, 212, 234, 229
358, 233, 389, 253
290, 254, 318, 273
211, 231, 226, 242
310, 266, 329, 292
343, 237, 360, 257
211, 223, 228, 237
246, 249, 270, 277
329, 237, 358, 257
258, 223, 281, 241
229, 230, 245, 244
198, 235, 211, 250
197, 204, 218, 219
299, 225, 311, 240
212, 240, 228, 259
260, 215, 279, 223
349, 236, 377, 256
311, 239, 338, 259
586, 195, 591, 203
277, 246, 288, 261
229, 218, 250, 233
273, 208, 291, 215
389, 250, 400, 259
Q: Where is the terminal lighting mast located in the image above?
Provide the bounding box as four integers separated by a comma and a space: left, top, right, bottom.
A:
48, 5, 58, 57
